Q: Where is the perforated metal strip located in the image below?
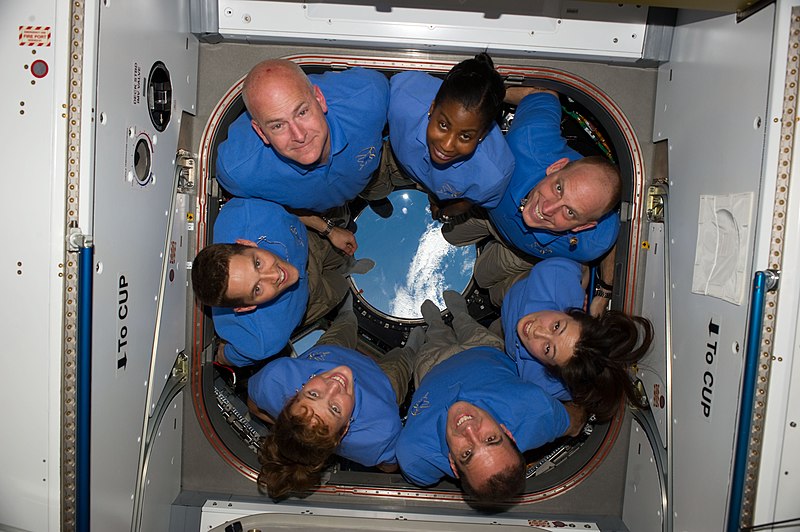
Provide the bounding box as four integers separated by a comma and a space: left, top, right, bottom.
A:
62, 0, 87, 529
738, 7, 799, 527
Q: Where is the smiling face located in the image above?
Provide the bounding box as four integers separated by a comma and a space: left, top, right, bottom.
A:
426, 99, 486, 166
290, 365, 355, 435
521, 158, 611, 233
445, 401, 519, 487
247, 63, 330, 166
225, 239, 299, 311
516, 310, 581, 367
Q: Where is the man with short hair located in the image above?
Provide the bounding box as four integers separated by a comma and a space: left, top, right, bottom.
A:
443, 86, 621, 310
191, 197, 371, 367
216, 59, 392, 255
395, 295, 583, 506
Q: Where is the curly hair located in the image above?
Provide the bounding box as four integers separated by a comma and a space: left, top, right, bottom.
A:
256, 396, 346, 499
550, 310, 654, 421
456, 440, 525, 510
191, 243, 250, 308
434, 52, 506, 133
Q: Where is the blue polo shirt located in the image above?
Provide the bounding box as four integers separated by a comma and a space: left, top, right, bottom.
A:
216, 68, 389, 212
502, 258, 586, 400
388, 71, 514, 208
211, 198, 309, 367
248, 345, 401, 467
396, 346, 569, 486
487, 92, 619, 261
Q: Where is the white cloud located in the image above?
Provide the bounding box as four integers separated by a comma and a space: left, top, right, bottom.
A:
390, 222, 474, 318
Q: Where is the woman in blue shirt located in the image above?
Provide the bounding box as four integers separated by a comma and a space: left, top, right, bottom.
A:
386, 53, 514, 222
500, 258, 654, 420
248, 305, 422, 498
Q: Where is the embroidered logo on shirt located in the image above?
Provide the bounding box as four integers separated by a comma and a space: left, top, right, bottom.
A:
356, 146, 377, 170
289, 225, 305, 248
305, 349, 330, 361
409, 392, 431, 416
436, 183, 464, 200
257, 235, 291, 260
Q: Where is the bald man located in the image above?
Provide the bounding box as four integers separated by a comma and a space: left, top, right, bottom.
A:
216, 59, 391, 255
443, 87, 621, 310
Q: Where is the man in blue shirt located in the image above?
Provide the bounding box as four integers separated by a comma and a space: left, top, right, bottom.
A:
191, 198, 371, 367
396, 295, 583, 506
397, 346, 583, 505
216, 59, 391, 255
443, 86, 621, 310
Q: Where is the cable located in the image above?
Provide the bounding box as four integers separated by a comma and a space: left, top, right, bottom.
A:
741, 516, 800, 531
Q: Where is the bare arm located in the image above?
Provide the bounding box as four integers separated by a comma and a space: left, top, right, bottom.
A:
589, 245, 616, 317
504, 86, 559, 106
215, 341, 232, 366
296, 213, 358, 256
247, 396, 276, 425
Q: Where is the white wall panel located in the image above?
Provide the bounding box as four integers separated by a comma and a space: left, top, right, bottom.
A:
0, 1, 70, 530
89, 0, 197, 528
652, 7, 774, 531
217, 0, 649, 61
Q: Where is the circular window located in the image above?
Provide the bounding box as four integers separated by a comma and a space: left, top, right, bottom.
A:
351, 188, 476, 320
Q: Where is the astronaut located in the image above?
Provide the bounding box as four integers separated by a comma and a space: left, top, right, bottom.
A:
247, 298, 423, 498
500, 258, 654, 420
395, 293, 583, 506
384, 53, 514, 222
191, 198, 371, 367
443, 86, 622, 310
216, 59, 391, 255
397, 345, 583, 506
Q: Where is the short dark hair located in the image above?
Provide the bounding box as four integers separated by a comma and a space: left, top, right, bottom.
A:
256, 396, 346, 500
434, 53, 506, 133
551, 310, 654, 421
191, 243, 250, 307
456, 438, 526, 510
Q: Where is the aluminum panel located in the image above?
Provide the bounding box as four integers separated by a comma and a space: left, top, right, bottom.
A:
638, 222, 669, 448
652, 7, 774, 532
750, 2, 800, 523
140, 392, 184, 532
622, 415, 666, 532
149, 192, 190, 417
216, 0, 648, 61
89, 0, 198, 528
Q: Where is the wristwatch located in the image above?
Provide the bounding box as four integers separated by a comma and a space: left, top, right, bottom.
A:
594, 285, 613, 299
320, 217, 336, 237
594, 276, 613, 299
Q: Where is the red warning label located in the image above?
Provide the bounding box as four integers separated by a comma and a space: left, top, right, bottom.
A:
19, 26, 51, 47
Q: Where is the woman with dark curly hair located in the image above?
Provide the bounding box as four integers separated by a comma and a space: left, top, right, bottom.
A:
382, 53, 514, 222
500, 257, 654, 420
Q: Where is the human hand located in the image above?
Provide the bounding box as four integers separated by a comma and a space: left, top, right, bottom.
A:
589, 295, 610, 317
215, 342, 232, 366
328, 226, 358, 256
504, 86, 558, 105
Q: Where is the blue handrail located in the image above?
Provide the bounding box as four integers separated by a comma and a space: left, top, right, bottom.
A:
726, 270, 777, 531
76, 245, 93, 532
